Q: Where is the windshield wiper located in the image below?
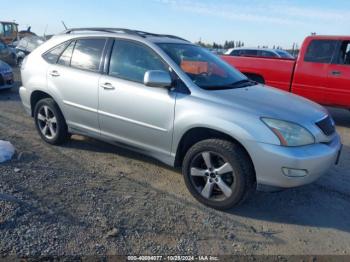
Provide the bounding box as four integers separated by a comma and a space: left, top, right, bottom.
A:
229, 79, 257, 88
203, 79, 257, 90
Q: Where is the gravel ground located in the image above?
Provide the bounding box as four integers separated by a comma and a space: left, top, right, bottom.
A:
0, 69, 350, 257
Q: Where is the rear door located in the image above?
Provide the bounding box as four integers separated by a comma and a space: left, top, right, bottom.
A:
292, 39, 338, 104
46, 38, 107, 135
325, 40, 350, 108
98, 39, 176, 155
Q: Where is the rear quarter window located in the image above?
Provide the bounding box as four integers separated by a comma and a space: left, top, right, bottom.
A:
57, 41, 75, 66
42, 42, 69, 64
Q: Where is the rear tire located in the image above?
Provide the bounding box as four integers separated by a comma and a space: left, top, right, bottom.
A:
182, 139, 255, 210
34, 98, 69, 145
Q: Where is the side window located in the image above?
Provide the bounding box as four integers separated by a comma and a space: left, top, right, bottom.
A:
259, 50, 277, 57
70, 38, 106, 72
57, 41, 75, 66
241, 50, 258, 56
304, 40, 337, 63
335, 41, 350, 65
109, 40, 168, 83
3, 24, 12, 36
42, 42, 69, 64
230, 50, 240, 56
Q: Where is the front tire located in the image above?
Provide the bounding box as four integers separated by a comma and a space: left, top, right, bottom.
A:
34, 98, 69, 145
182, 139, 255, 210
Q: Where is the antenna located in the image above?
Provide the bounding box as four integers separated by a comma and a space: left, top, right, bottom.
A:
43, 24, 48, 37
61, 21, 68, 30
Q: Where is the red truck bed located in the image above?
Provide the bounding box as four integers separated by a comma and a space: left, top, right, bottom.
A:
221, 56, 295, 92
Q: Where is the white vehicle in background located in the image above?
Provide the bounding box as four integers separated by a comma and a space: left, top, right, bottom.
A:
225, 48, 295, 59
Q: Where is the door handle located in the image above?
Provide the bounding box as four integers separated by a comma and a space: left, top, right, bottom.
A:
331, 71, 341, 76
101, 82, 115, 90
50, 70, 60, 77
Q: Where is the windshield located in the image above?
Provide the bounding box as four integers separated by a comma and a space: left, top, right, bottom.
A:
276, 50, 294, 59
157, 43, 250, 90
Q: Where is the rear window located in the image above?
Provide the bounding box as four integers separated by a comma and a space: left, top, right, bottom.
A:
304, 40, 337, 63
70, 38, 106, 72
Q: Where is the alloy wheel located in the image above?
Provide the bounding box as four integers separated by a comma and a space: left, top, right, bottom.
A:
189, 151, 235, 201
37, 105, 58, 140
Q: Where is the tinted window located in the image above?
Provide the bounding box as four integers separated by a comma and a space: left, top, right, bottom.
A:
43, 42, 69, 64
259, 50, 277, 57
304, 40, 337, 63
335, 41, 350, 65
109, 40, 168, 83
230, 50, 240, 56
0, 41, 5, 50
70, 39, 106, 72
276, 50, 294, 59
240, 50, 258, 56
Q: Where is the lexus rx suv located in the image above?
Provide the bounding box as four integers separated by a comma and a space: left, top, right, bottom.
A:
19, 28, 341, 210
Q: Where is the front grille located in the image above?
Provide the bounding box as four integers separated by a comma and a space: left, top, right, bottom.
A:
316, 115, 335, 136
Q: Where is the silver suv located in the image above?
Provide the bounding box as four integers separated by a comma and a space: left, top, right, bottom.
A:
19, 28, 341, 210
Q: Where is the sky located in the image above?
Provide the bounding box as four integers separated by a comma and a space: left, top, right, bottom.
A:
1, 0, 350, 48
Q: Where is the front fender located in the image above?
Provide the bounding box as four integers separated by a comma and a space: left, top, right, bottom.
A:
171, 99, 280, 157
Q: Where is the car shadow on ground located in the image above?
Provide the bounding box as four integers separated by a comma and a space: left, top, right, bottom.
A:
63, 135, 178, 172
62, 135, 350, 234
229, 182, 350, 233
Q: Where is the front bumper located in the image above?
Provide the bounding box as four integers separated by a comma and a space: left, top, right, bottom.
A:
244, 134, 342, 189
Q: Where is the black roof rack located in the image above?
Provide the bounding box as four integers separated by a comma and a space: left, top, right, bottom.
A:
62, 28, 189, 42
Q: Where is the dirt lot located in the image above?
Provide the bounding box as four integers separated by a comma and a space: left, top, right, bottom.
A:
0, 69, 350, 257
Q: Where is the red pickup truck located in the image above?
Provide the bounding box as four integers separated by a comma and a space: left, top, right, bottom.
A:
221, 36, 350, 109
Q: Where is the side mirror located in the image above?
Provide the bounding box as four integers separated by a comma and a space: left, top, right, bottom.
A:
144, 70, 172, 88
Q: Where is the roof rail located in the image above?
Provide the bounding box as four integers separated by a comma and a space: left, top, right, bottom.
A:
63, 28, 135, 34
133, 30, 189, 42
62, 27, 189, 42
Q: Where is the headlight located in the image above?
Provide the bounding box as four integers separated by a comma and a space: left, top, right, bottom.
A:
261, 118, 315, 147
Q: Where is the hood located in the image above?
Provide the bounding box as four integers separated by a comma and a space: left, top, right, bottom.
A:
203, 84, 328, 123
